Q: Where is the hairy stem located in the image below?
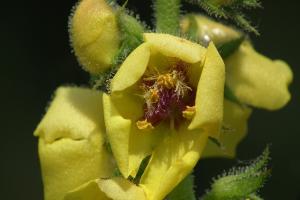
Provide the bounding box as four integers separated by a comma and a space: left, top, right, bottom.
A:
155, 0, 181, 35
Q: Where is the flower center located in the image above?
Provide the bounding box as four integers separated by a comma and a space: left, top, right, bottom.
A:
137, 61, 196, 130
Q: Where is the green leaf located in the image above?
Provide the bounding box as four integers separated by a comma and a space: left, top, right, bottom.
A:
229, 10, 259, 35
167, 174, 197, 200
155, 0, 181, 35
201, 147, 270, 200
184, 0, 261, 34
241, 146, 270, 176
191, 0, 228, 18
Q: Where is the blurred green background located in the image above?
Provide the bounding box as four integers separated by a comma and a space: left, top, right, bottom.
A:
1, 0, 299, 199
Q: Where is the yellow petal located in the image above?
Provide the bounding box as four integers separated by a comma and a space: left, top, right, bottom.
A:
34, 87, 106, 142
181, 15, 241, 45
226, 42, 293, 110
70, 0, 120, 74
147, 50, 172, 72
187, 61, 204, 88
140, 128, 208, 200
189, 42, 225, 139
34, 87, 113, 200
98, 177, 146, 200
38, 137, 113, 200
111, 43, 151, 92
65, 178, 146, 200
203, 100, 252, 158
103, 92, 160, 178
64, 180, 110, 200
144, 33, 206, 64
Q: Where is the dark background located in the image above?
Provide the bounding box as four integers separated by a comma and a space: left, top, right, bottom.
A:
1, 0, 299, 199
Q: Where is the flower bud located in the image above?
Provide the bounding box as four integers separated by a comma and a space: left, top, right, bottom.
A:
69, 0, 120, 74
181, 15, 241, 45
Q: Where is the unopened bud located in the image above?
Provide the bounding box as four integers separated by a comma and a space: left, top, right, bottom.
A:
181, 15, 241, 45
69, 0, 120, 74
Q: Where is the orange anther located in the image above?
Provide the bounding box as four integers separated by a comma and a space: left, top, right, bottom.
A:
136, 119, 154, 130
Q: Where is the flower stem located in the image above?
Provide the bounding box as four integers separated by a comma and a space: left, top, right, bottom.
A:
155, 0, 181, 35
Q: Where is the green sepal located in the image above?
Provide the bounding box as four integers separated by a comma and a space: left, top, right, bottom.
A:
91, 6, 145, 93
90, 69, 114, 92
113, 11, 144, 66
167, 174, 197, 200
217, 36, 245, 59
184, 0, 260, 34
185, 15, 199, 42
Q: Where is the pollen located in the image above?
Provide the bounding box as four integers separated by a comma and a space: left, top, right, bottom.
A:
136, 119, 154, 130
149, 89, 159, 103
157, 73, 175, 89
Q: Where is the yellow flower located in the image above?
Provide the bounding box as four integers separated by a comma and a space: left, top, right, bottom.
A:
34, 87, 115, 200
103, 33, 225, 200
181, 14, 293, 158
69, 0, 120, 74
203, 99, 252, 157
226, 41, 293, 110
181, 14, 292, 110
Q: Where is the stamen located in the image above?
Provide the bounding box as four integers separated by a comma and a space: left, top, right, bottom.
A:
173, 71, 192, 97
144, 88, 159, 105
182, 106, 196, 120
157, 73, 175, 89
138, 61, 196, 129
149, 89, 159, 103
136, 119, 154, 130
